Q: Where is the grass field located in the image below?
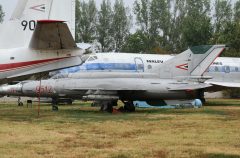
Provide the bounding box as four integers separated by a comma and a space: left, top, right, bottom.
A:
0, 99, 240, 158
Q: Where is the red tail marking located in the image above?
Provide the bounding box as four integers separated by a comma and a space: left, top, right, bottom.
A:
30, 4, 46, 12
176, 63, 188, 71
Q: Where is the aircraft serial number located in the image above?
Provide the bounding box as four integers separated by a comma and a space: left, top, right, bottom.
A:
35, 85, 53, 94
21, 20, 36, 31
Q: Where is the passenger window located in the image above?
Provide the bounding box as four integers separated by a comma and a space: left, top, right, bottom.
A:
235, 67, 239, 72
148, 65, 152, 69
225, 66, 230, 73
137, 64, 144, 70
214, 66, 219, 72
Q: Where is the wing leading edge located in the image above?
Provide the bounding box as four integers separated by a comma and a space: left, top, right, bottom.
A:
207, 81, 240, 88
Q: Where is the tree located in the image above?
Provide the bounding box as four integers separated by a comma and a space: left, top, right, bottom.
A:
234, 0, 240, 22
75, 0, 81, 41
150, 0, 171, 50
231, 0, 240, 53
134, 0, 151, 34
75, 0, 97, 43
168, 0, 188, 52
0, 5, 4, 23
134, 0, 153, 53
212, 0, 233, 44
181, 0, 212, 48
121, 31, 149, 53
219, 1, 240, 57
231, 1, 240, 53
112, 0, 131, 51
97, 0, 114, 52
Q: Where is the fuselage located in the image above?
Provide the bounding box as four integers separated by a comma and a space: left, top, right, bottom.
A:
0, 78, 200, 101
56, 53, 240, 83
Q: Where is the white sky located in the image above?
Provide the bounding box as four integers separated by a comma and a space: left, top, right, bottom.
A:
0, 0, 17, 20
0, 0, 135, 21
0, 0, 237, 28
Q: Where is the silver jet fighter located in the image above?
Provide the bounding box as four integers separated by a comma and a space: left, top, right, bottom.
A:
0, 45, 225, 112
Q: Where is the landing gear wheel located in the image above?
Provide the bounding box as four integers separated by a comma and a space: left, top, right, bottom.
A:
52, 98, 59, 111
18, 102, 23, 106
200, 98, 206, 104
124, 101, 135, 112
100, 103, 113, 113
67, 100, 73, 105
17, 97, 23, 106
52, 105, 59, 111
198, 89, 206, 104
27, 100, 33, 108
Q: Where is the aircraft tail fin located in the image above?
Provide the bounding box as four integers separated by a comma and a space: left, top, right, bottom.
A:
10, 0, 28, 20
10, 0, 52, 20
159, 45, 225, 79
0, 0, 75, 49
10, 0, 75, 36
29, 20, 77, 50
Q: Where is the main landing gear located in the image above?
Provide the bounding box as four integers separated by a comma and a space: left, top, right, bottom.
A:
98, 100, 136, 113
122, 101, 135, 112
52, 98, 59, 111
198, 89, 206, 104
99, 101, 117, 113
17, 97, 23, 106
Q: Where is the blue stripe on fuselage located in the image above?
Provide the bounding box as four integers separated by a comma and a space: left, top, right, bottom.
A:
59, 63, 137, 74
85, 63, 136, 70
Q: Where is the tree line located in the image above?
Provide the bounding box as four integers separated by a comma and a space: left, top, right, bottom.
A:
75, 0, 131, 52
75, 0, 240, 57
1, 1, 240, 56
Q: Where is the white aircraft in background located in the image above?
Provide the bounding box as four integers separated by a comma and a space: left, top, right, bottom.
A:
0, 0, 86, 84
56, 52, 240, 89
0, 45, 226, 112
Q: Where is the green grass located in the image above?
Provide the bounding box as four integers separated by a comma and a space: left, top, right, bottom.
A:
205, 99, 240, 106
0, 99, 240, 158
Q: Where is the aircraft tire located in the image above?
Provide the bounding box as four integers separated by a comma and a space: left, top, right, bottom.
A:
124, 102, 135, 112
67, 100, 73, 105
52, 105, 59, 111
100, 102, 113, 113
18, 102, 24, 106
200, 98, 206, 104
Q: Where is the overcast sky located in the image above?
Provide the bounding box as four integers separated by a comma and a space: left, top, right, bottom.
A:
0, 0, 238, 21
0, 0, 17, 20
0, 0, 135, 21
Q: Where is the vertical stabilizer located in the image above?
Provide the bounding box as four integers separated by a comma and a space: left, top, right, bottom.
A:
10, 0, 52, 20
158, 45, 225, 79
0, 0, 76, 49
10, 0, 75, 37
10, 0, 28, 20
50, 0, 76, 39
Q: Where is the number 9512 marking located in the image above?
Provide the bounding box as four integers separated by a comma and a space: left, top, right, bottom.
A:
21, 20, 36, 31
